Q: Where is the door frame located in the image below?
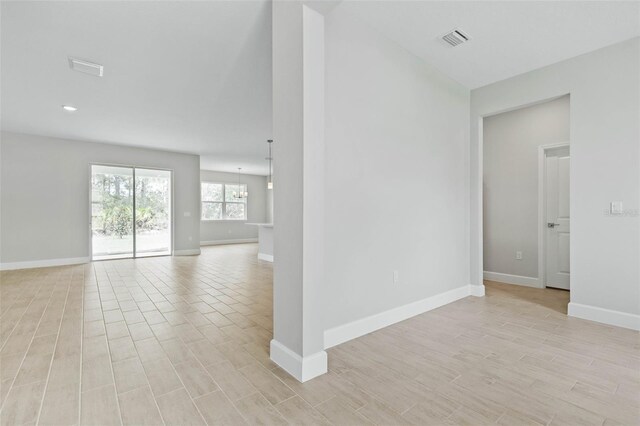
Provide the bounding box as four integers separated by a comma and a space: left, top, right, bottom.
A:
476, 93, 570, 292
89, 162, 174, 261
537, 142, 570, 288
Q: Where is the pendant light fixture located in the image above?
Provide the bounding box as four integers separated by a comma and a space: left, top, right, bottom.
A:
266, 139, 273, 190
233, 167, 248, 199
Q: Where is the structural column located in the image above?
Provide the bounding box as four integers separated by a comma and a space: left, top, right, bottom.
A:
270, 0, 327, 382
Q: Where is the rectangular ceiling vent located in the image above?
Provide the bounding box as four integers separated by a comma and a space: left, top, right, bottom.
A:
442, 29, 470, 47
68, 57, 104, 77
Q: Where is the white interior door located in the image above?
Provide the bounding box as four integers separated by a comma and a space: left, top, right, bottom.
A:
545, 147, 570, 289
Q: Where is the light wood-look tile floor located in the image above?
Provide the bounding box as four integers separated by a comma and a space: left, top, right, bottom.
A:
1, 244, 638, 425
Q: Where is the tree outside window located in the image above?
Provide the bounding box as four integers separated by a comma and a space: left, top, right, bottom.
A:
201, 182, 247, 220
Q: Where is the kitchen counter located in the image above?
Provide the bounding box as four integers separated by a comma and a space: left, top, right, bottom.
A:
245, 223, 273, 262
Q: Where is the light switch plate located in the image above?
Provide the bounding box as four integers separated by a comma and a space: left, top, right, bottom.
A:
610, 202, 623, 215
184, 211, 191, 217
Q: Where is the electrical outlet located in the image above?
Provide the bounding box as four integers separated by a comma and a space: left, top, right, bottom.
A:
183, 211, 191, 217
188, 236, 192, 241
516, 251, 523, 260
393, 270, 399, 283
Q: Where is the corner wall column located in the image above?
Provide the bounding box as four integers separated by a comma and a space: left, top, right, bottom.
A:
270, 0, 327, 382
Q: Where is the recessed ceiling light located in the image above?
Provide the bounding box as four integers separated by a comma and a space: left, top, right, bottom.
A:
62, 105, 78, 112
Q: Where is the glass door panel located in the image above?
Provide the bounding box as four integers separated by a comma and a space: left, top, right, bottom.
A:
134, 168, 172, 257
91, 165, 134, 260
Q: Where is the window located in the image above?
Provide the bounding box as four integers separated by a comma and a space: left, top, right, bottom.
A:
201, 182, 247, 220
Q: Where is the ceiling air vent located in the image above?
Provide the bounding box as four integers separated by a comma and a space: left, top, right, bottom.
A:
68, 57, 104, 77
442, 29, 470, 47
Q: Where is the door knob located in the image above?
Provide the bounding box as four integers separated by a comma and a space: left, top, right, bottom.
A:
547, 222, 560, 228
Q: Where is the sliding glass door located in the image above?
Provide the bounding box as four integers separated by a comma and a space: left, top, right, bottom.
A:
134, 168, 171, 257
91, 165, 172, 261
91, 165, 135, 260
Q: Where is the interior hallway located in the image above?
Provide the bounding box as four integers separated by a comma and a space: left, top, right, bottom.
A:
1, 244, 638, 425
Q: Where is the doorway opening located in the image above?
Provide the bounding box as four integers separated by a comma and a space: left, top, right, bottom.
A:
481, 95, 570, 308
538, 144, 570, 290
91, 164, 172, 260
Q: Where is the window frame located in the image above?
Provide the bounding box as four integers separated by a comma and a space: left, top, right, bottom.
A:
201, 181, 248, 221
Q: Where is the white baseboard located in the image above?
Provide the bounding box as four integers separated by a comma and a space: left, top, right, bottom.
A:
483, 271, 541, 288
270, 339, 327, 382
173, 249, 201, 256
568, 302, 640, 331
0, 256, 89, 271
469, 284, 486, 297
324, 284, 478, 349
258, 253, 274, 262
200, 238, 258, 246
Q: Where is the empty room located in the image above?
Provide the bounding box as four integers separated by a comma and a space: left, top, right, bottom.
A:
1, 1, 638, 425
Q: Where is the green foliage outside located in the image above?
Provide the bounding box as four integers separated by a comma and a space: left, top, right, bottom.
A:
92, 173, 169, 239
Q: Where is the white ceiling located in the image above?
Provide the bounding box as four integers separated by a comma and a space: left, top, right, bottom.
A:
1, 1, 273, 175
338, 1, 640, 89
2, 1, 638, 174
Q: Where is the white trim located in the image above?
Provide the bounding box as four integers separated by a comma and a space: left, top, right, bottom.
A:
324, 284, 475, 349
257, 253, 274, 262
538, 142, 570, 289
568, 302, 640, 331
469, 284, 486, 297
173, 249, 201, 256
0, 256, 89, 271
200, 238, 258, 246
537, 145, 544, 288
483, 271, 541, 288
270, 339, 327, 382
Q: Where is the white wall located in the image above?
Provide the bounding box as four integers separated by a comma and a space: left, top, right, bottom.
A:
471, 38, 640, 326
483, 96, 570, 279
270, 1, 328, 381
0, 132, 201, 266
272, 0, 305, 359
199, 170, 269, 244
322, 8, 470, 332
